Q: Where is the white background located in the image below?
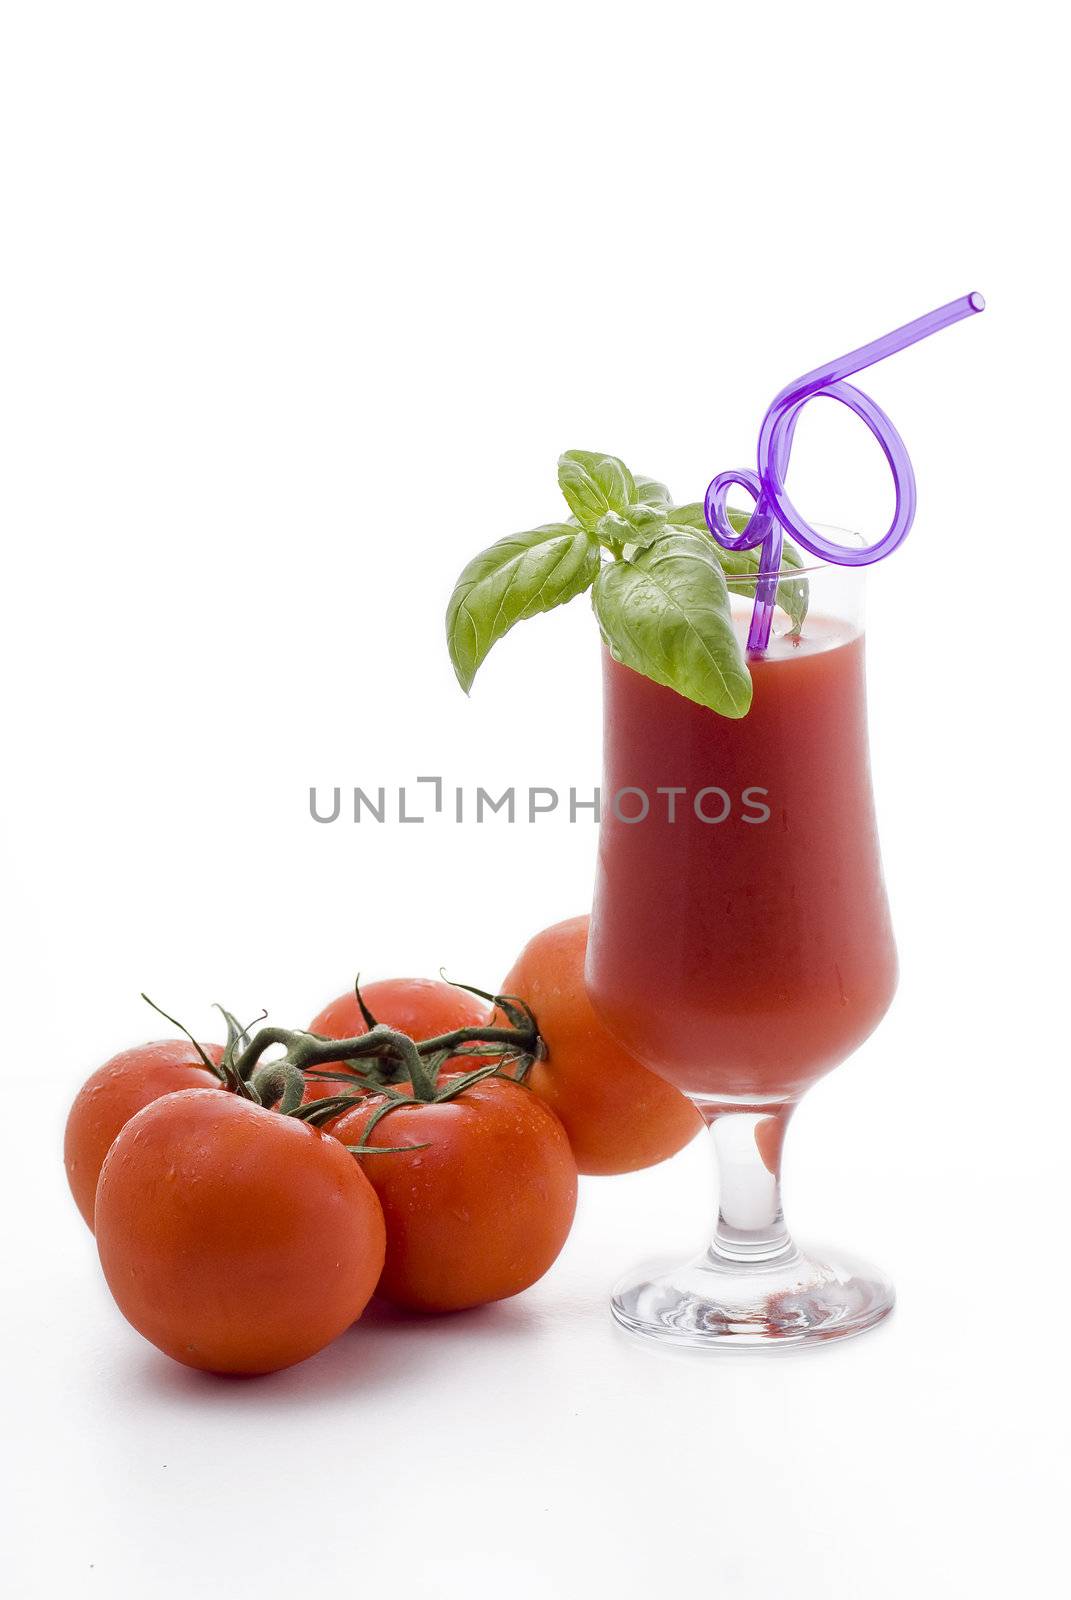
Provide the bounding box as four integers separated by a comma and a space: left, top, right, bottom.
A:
1, 3, 1066, 1596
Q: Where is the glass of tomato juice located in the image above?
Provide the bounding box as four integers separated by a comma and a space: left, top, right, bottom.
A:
586, 543, 897, 1347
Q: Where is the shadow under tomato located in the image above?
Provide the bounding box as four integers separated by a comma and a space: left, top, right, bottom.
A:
358, 1292, 543, 1336
129, 1291, 544, 1409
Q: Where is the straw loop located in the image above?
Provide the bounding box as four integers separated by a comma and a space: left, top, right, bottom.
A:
703, 292, 984, 651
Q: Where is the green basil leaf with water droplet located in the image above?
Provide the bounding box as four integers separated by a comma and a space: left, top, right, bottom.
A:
666, 503, 810, 633
446, 522, 601, 692
557, 450, 636, 527
622, 500, 670, 548
592, 530, 752, 718
597, 502, 669, 552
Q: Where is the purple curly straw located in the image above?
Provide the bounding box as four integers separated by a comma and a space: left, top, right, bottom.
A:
704, 292, 985, 651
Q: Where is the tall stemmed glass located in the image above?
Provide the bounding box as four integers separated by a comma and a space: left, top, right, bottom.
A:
586, 554, 898, 1346
441, 293, 981, 1343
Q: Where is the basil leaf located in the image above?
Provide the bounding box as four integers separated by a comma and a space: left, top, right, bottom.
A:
597, 502, 669, 552
592, 530, 752, 718
621, 501, 669, 548
632, 474, 672, 510
446, 523, 601, 692
557, 450, 635, 527
617, 474, 673, 548
665, 501, 722, 531
667, 503, 810, 633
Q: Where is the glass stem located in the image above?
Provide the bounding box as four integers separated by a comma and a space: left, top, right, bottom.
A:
696, 1101, 798, 1265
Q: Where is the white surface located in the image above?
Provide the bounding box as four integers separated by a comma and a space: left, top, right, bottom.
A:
1, 3, 1067, 1596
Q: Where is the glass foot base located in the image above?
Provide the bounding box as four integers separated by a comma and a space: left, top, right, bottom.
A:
611, 1243, 894, 1349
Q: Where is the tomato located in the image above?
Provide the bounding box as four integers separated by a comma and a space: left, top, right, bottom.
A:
754, 1110, 792, 1175
500, 916, 701, 1175
309, 976, 493, 1044
95, 1088, 385, 1374
330, 1076, 577, 1313
303, 977, 496, 1103
64, 1039, 224, 1231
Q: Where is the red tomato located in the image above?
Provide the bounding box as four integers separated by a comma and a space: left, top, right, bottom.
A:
309, 976, 493, 1043
500, 916, 701, 1175
95, 1088, 385, 1374
331, 1076, 577, 1313
64, 1039, 224, 1231
303, 977, 496, 1103
754, 1110, 792, 1175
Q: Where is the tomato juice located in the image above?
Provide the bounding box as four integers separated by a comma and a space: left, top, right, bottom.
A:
586, 618, 897, 1101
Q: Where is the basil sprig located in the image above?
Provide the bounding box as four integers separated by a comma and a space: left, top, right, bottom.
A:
446, 450, 809, 718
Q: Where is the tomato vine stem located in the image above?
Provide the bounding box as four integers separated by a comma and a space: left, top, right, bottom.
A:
231, 992, 542, 1103
141, 993, 257, 1099
141, 981, 545, 1146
